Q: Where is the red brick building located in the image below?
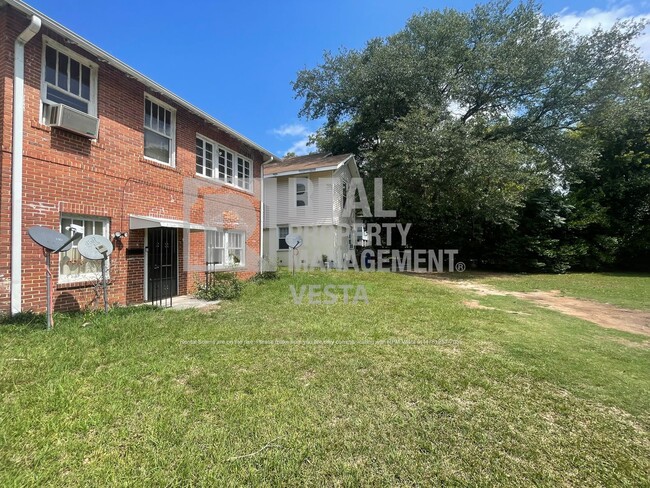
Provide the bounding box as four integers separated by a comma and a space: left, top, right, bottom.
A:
0, 0, 277, 313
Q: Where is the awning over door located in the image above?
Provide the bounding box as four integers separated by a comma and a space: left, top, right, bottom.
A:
129, 215, 209, 231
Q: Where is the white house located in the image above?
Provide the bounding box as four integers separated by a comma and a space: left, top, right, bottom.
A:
263, 153, 364, 270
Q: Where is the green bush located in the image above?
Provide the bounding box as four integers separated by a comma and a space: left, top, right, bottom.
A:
250, 271, 280, 283
195, 273, 243, 300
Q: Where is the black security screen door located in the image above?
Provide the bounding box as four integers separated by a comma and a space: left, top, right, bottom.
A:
147, 228, 177, 306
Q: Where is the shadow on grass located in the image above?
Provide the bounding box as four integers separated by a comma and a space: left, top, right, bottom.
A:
598, 271, 650, 278
0, 311, 45, 330
0, 305, 161, 330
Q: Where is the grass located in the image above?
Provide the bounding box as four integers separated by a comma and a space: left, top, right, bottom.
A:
1, 271, 649, 486
463, 271, 650, 310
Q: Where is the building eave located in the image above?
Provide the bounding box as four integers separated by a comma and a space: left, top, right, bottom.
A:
3, 0, 280, 161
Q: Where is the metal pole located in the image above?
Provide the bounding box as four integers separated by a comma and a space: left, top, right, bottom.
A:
45, 251, 52, 330
101, 257, 108, 313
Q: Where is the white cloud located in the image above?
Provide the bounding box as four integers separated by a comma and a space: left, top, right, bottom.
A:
272, 123, 310, 137
283, 136, 313, 156
556, 4, 650, 59
271, 122, 314, 156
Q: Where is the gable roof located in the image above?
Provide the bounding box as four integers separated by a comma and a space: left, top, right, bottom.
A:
264, 153, 354, 177
2, 0, 279, 161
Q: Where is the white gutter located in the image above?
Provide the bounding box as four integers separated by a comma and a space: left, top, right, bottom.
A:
4, 0, 279, 162
259, 156, 274, 272
11, 14, 41, 314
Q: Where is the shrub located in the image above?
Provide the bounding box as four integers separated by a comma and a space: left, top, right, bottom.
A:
251, 271, 280, 283
195, 273, 243, 300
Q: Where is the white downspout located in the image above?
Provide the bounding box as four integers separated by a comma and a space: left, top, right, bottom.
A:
11, 15, 42, 314
259, 156, 274, 272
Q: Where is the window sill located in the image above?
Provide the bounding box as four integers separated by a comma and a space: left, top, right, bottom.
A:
194, 173, 254, 194
57, 279, 112, 290
206, 265, 246, 271
140, 156, 180, 172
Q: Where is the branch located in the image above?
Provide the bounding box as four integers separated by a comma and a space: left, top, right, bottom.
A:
226, 437, 283, 462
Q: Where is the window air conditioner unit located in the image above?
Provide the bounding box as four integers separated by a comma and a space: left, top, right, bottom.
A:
47, 104, 100, 139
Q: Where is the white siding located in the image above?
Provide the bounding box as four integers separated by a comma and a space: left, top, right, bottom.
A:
263, 158, 361, 270
265, 170, 335, 228
332, 165, 355, 227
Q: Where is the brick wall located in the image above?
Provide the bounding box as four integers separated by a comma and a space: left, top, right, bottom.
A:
0, 5, 264, 313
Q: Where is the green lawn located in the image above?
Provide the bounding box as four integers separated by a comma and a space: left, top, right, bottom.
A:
1, 271, 649, 486
464, 271, 650, 310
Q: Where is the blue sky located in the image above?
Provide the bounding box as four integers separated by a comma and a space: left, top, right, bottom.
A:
26, 0, 650, 157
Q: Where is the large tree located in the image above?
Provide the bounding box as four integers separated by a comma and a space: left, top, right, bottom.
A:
293, 0, 647, 269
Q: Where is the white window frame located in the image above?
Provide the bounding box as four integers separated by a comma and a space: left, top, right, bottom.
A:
206, 229, 225, 270
197, 134, 252, 192
206, 230, 246, 270
144, 94, 176, 166
295, 178, 309, 208
278, 226, 289, 250
40, 37, 98, 120
59, 215, 110, 284
195, 135, 215, 178
226, 231, 245, 266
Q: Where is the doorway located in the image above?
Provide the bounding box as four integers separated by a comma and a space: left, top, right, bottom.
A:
147, 228, 178, 305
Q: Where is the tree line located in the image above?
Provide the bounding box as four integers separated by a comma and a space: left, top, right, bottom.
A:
293, 0, 649, 272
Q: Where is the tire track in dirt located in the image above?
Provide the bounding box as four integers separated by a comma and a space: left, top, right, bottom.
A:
415, 274, 650, 337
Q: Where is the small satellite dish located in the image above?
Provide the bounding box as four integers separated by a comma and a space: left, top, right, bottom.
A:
28, 226, 73, 252
28, 226, 83, 330
77, 235, 113, 314
77, 235, 114, 260
285, 233, 303, 249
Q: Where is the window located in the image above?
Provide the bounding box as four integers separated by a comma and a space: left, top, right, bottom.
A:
196, 137, 214, 177
42, 39, 97, 116
237, 157, 252, 191
144, 96, 175, 165
59, 215, 109, 283
228, 232, 244, 265
342, 180, 348, 209
278, 226, 289, 250
206, 230, 225, 268
206, 230, 246, 269
200, 137, 252, 190
296, 179, 308, 207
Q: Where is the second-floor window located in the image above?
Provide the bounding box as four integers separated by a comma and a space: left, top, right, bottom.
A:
196, 137, 214, 177
42, 39, 97, 116
144, 96, 175, 165
296, 179, 309, 207
197, 136, 252, 191
237, 156, 252, 191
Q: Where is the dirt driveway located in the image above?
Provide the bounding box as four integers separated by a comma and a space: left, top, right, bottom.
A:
415, 274, 650, 337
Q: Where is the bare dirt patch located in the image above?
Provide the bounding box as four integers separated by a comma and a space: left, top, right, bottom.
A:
417, 274, 650, 337
463, 299, 531, 315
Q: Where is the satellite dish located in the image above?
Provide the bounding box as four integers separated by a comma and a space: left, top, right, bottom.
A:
77, 235, 114, 260
28, 226, 83, 330
285, 233, 303, 249
28, 226, 73, 252
77, 235, 113, 314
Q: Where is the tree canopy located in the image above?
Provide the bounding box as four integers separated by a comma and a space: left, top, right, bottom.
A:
293, 0, 649, 271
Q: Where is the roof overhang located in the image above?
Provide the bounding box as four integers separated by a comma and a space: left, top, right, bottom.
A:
130, 215, 210, 231
264, 165, 339, 178
3, 0, 279, 161
264, 154, 355, 178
